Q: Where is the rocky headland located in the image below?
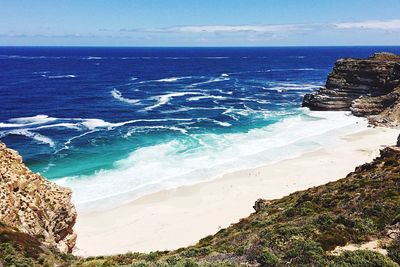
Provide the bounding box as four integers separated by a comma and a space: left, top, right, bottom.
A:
303, 52, 400, 127
0, 142, 77, 253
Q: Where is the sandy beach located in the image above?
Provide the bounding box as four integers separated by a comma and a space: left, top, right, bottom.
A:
74, 126, 399, 256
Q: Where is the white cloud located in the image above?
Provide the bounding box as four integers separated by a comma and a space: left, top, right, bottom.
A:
335, 19, 400, 30
139, 24, 304, 33
174, 25, 300, 33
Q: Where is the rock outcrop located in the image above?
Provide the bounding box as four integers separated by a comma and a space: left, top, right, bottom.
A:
352, 85, 400, 127
303, 52, 400, 126
0, 142, 77, 253
253, 198, 272, 212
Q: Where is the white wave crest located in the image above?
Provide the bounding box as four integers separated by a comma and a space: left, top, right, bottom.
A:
135, 76, 192, 84
7, 129, 55, 147
33, 123, 82, 130
111, 89, 140, 105
43, 74, 77, 79
267, 82, 321, 92
187, 95, 227, 101
1, 115, 196, 150
83, 56, 102, 60
155, 76, 192, 82
205, 119, 232, 127
77, 117, 193, 130
144, 92, 203, 111
0, 122, 28, 128
80, 119, 116, 130
188, 75, 230, 88
1, 115, 58, 128
124, 125, 188, 137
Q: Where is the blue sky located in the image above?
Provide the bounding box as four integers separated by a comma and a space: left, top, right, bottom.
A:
1, 0, 400, 46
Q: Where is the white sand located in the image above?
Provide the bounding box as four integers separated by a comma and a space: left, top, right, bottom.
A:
73, 126, 398, 256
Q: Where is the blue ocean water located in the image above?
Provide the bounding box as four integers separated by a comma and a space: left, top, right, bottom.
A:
1, 46, 400, 209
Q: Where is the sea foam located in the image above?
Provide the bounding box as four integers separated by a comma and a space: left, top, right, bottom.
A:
56, 110, 367, 211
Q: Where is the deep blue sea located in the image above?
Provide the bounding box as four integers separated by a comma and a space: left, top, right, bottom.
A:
1, 46, 400, 209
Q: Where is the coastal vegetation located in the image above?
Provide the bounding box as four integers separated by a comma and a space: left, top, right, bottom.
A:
1, 143, 399, 266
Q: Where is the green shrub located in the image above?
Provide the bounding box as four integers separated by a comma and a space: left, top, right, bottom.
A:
181, 247, 211, 258
329, 250, 398, 267
257, 250, 279, 267
285, 240, 326, 266
173, 258, 199, 267
143, 251, 162, 261
198, 235, 214, 245
131, 261, 151, 267
283, 207, 297, 217
314, 214, 336, 231
387, 237, 400, 264
79, 259, 108, 267
0, 243, 39, 267
318, 231, 348, 251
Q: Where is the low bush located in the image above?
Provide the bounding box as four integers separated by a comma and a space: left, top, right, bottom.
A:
329, 250, 398, 267
257, 249, 279, 267
285, 240, 326, 266
387, 237, 400, 264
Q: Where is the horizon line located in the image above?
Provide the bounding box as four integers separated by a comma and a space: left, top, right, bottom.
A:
1, 45, 400, 48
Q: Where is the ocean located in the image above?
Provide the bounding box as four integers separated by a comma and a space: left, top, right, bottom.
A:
1, 46, 400, 210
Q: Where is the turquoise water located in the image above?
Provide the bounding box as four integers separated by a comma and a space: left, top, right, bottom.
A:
1, 46, 397, 209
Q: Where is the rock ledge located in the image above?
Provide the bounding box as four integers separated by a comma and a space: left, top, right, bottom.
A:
303, 52, 400, 126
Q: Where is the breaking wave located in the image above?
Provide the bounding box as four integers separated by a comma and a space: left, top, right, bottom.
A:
111, 89, 140, 105
55, 111, 367, 210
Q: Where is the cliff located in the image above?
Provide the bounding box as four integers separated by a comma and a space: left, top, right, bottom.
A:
0, 142, 77, 253
303, 52, 400, 126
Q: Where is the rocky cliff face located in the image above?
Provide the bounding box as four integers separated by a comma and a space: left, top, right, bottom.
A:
0, 142, 77, 253
303, 52, 400, 126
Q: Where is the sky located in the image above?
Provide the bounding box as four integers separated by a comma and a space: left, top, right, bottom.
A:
1, 0, 400, 46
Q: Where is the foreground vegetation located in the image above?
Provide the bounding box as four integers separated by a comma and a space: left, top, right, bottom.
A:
1, 146, 400, 266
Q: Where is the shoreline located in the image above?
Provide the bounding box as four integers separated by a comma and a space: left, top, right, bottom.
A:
73, 126, 398, 257
66, 111, 367, 212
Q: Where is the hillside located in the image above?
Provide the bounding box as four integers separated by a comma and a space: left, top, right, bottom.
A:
1, 140, 399, 266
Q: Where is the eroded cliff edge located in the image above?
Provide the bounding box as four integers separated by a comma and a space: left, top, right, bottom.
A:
0, 142, 77, 253
303, 52, 400, 127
